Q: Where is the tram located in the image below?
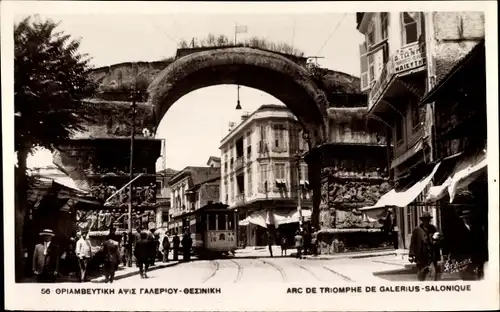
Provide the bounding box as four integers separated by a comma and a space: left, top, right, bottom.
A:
171, 203, 237, 259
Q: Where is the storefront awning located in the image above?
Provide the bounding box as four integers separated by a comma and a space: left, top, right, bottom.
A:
426, 150, 487, 203
238, 209, 312, 227
360, 162, 441, 210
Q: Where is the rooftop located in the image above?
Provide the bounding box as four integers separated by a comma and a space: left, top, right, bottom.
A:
169, 166, 220, 187
220, 104, 296, 146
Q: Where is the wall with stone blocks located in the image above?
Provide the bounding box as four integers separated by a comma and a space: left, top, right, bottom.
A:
432, 12, 485, 85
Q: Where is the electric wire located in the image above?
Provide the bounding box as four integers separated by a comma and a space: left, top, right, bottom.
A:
316, 13, 347, 55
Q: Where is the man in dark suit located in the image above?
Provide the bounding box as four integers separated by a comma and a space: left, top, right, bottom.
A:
455, 209, 488, 280
172, 232, 180, 261
32, 229, 60, 283
181, 230, 192, 262
134, 232, 151, 278
101, 234, 120, 283
409, 212, 441, 281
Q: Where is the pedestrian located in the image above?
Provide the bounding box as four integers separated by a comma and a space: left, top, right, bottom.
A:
62, 236, 79, 279
32, 229, 60, 283
134, 232, 151, 278
311, 227, 318, 256
148, 230, 157, 266
120, 232, 129, 266
294, 230, 304, 259
454, 209, 488, 280
267, 231, 273, 257
76, 230, 93, 282
409, 212, 441, 281
134, 227, 142, 244
162, 234, 171, 262
303, 228, 311, 255
182, 230, 192, 262
101, 234, 120, 283
154, 234, 161, 262
172, 232, 180, 261
280, 235, 288, 256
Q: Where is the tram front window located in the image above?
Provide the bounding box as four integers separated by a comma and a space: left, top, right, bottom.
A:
228, 214, 235, 231
208, 214, 216, 231
217, 213, 227, 230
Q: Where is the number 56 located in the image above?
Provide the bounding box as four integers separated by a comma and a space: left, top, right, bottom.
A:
41, 288, 50, 295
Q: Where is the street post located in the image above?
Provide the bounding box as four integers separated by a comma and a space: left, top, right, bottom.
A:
127, 90, 138, 267
296, 154, 303, 230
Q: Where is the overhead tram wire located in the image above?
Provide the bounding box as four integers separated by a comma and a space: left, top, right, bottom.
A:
151, 22, 180, 46
316, 13, 347, 56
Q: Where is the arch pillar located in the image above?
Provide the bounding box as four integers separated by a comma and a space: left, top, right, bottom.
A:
304, 144, 328, 230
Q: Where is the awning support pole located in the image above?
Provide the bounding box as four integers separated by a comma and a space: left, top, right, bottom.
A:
104, 173, 145, 204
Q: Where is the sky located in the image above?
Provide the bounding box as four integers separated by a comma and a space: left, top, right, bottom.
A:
20, 11, 364, 171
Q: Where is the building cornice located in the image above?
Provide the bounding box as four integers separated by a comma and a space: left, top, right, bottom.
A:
219, 105, 298, 148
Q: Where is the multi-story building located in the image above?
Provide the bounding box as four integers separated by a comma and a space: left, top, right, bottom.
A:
421, 40, 487, 264
356, 11, 485, 249
155, 168, 178, 228
168, 162, 220, 234
219, 104, 312, 247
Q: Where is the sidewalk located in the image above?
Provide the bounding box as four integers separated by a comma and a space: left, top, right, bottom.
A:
90, 250, 184, 283
303, 248, 408, 261
90, 260, 179, 283
234, 246, 408, 260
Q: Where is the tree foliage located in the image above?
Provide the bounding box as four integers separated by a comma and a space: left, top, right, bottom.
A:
14, 15, 97, 280
178, 33, 305, 57
14, 16, 97, 153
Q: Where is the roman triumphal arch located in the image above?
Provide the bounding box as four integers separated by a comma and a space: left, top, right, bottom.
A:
146, 47, 330, 149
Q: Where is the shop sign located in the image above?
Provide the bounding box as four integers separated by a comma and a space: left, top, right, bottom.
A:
393, 43, 426, 74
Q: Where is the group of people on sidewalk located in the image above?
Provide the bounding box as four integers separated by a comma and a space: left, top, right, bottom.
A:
161, 230, 193, 263
264, 227, 317, 258
31, 226, 195, 283
408, 210, 488, 281
291, 228, 317, 259
32, 228, 121, 283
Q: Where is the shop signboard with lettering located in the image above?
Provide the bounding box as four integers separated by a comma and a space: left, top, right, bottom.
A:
393, 42, 426, 74
368, 42, 426, 110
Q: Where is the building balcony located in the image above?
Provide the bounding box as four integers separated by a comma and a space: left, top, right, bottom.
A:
235, 193, 245, 206
234, 156, 244, 171
368, 42, 427, 113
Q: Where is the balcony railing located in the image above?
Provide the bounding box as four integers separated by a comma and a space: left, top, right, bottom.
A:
234, 156, 244, 170
368, 42, 427, 110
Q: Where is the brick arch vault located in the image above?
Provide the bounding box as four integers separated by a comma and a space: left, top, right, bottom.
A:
147, 47, 330, 228
147, 47, 329, 148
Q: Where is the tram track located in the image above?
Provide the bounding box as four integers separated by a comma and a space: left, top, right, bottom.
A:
202, 260, 220, 283
295, 263, 320, 280
261, 259, 287, 282
322, 266, 353, 282
229, 259, 243, 283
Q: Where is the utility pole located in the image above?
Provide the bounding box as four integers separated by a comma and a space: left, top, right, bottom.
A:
296, 154, 303, 230
127, 89, 139, 267
234, 23, 242, 110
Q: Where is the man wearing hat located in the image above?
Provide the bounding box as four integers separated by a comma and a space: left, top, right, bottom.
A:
32, 229, 60, 283
455, 209, 488, 280
409, 212, 441, 281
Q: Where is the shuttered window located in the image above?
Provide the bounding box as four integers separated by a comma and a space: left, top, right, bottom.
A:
381, 12, 389, 40
359, 41, 370, 91
259, 164, 268, 191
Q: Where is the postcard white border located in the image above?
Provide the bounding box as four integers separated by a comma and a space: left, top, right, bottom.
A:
2, 1, 499, 311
